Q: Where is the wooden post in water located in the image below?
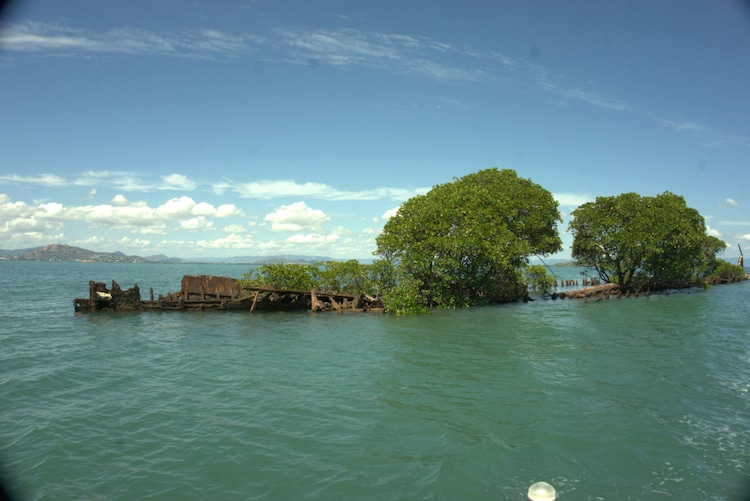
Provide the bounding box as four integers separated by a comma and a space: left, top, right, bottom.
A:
739, 244, 744, 268
249, 291, 260, 313
330, 296, 342, 314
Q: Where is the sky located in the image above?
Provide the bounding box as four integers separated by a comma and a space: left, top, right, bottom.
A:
0, 0, 748, 260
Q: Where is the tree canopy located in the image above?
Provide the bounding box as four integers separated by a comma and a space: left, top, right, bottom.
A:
569, 191, 726, 290
375, 168, 562, 312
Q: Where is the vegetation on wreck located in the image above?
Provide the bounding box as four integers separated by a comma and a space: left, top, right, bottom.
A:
373, 168, 563, 313
569, 191, 737, 292
242, 172, 741, 314
240, 260, 395, 298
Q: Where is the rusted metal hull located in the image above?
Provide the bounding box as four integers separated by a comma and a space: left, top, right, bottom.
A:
74, 275, 384, 313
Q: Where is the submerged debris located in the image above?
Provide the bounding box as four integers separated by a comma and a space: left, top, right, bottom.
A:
74, 275, 384, 314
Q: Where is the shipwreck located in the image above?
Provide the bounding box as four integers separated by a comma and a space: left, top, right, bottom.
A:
74, 275, 384, 314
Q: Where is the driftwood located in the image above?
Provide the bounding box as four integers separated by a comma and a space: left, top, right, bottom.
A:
74, 275, 384, 313
547, 283, 620, 300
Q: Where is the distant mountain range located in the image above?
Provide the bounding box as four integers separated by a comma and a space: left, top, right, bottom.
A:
0, 244, 333, 264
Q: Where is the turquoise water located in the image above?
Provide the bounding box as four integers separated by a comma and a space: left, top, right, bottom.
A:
1, 261, 749, 500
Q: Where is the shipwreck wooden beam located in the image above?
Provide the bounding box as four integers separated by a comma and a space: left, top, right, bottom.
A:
330, 296, 341, 314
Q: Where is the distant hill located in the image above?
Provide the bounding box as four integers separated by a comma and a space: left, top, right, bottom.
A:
0, 245, 335, 264
144, 254, 187, 263
1, 244, 149, 263
0, 246, 41, 257
198, 255, 333, 264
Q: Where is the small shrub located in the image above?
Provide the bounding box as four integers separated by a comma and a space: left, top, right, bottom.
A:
708, 261, 745, 282
524, 265, 555, 294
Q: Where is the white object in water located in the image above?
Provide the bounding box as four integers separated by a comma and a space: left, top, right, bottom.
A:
527, 481, 557, 501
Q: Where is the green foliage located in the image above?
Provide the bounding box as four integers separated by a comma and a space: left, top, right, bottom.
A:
240, 263, 316, 290
524, 264, 556, 294
700, 236, 729, 277
375, 168, 562, 310
380, 273, 430, 315
708, 261, 745, 281
569, 191, 725, 290
240, 260, 393, 297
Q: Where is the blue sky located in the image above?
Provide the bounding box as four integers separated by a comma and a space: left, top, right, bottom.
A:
0, 0, 748, 260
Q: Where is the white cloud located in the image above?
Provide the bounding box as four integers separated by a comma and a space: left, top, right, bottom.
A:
276, 27, 489, 82
725, 198, 739, 208
192, 202, 217, 216
0, 21, 255, 59
0, 173, 68, 187
38, 202, 65, 219
705, 226, 722, 238
115, 236, 152, 248
213, 178, 427, 201
159, 173, 197, 191
218, 180, 329, 199
190, 202, 243, 218
264, 201, 329, 232
216, 204, 243, 217
72, 171, 199, 192
4, 21, 746, 150
156, 196, 195, 218
74, 171, 149, 191
739, 233, 750, 243
1, 217, 61, 233
111, 194, 129, 206
196, 233, 255, 250
222, 224, 247, 233
382, 207, 400, 219
0, 194, 252, 242
554, 193, 593, 208
286, 233, 340, 244
180, 216, 213, 231
0, 197, 35, 218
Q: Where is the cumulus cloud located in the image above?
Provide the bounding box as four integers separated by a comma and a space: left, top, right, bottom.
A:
286, 233, 340, 244
216, 204, 243, 217
264, 201, 329, 232
196, 233, 255, 250
180, 216, 213, 231
192, 202, 216, 216
0, 197, 37, 218
110, 194, 128, 206
156, 196, 195, 218
222, 224, 247, 233
0, 194, 250, 241
382, 207, 400, 219
725, 198, 739, 208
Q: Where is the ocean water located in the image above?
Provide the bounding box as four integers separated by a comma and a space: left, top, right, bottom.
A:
1, 261, 749, 500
